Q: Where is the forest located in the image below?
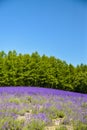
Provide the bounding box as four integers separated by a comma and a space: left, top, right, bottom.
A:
0, 50, 87, 93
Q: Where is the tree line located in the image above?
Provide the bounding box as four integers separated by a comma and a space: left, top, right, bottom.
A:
0, 50, 87, 93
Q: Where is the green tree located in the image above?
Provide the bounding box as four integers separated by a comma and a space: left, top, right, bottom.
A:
74, 72, 87, 93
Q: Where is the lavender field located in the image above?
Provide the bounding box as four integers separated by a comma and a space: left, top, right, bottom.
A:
0, 87, 87, 130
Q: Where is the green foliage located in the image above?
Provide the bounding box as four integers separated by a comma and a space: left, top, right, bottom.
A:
81, 102, 87, 108
0, 117, 24, 130
26, 96, 32, 103
74, 122, 87, 130
40, 105, 65, 119
49, 107, 65, 119
0, 50, 87, 93
56, 125, 67, 130
74, 71, 87, 93
9, 97, 21, 104
23, 119, 45, 130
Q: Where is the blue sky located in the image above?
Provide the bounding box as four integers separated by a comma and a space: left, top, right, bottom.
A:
0, 0, 87, 66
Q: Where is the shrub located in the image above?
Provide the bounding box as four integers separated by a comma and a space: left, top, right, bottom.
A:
45, 106, 65, 119
9, 97, 21, 104
23, 119, 45, 130
0, 117, 24, 130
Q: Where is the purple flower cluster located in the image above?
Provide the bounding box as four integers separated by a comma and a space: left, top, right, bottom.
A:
33, 113, 49, 123
0, 86, 87, 126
